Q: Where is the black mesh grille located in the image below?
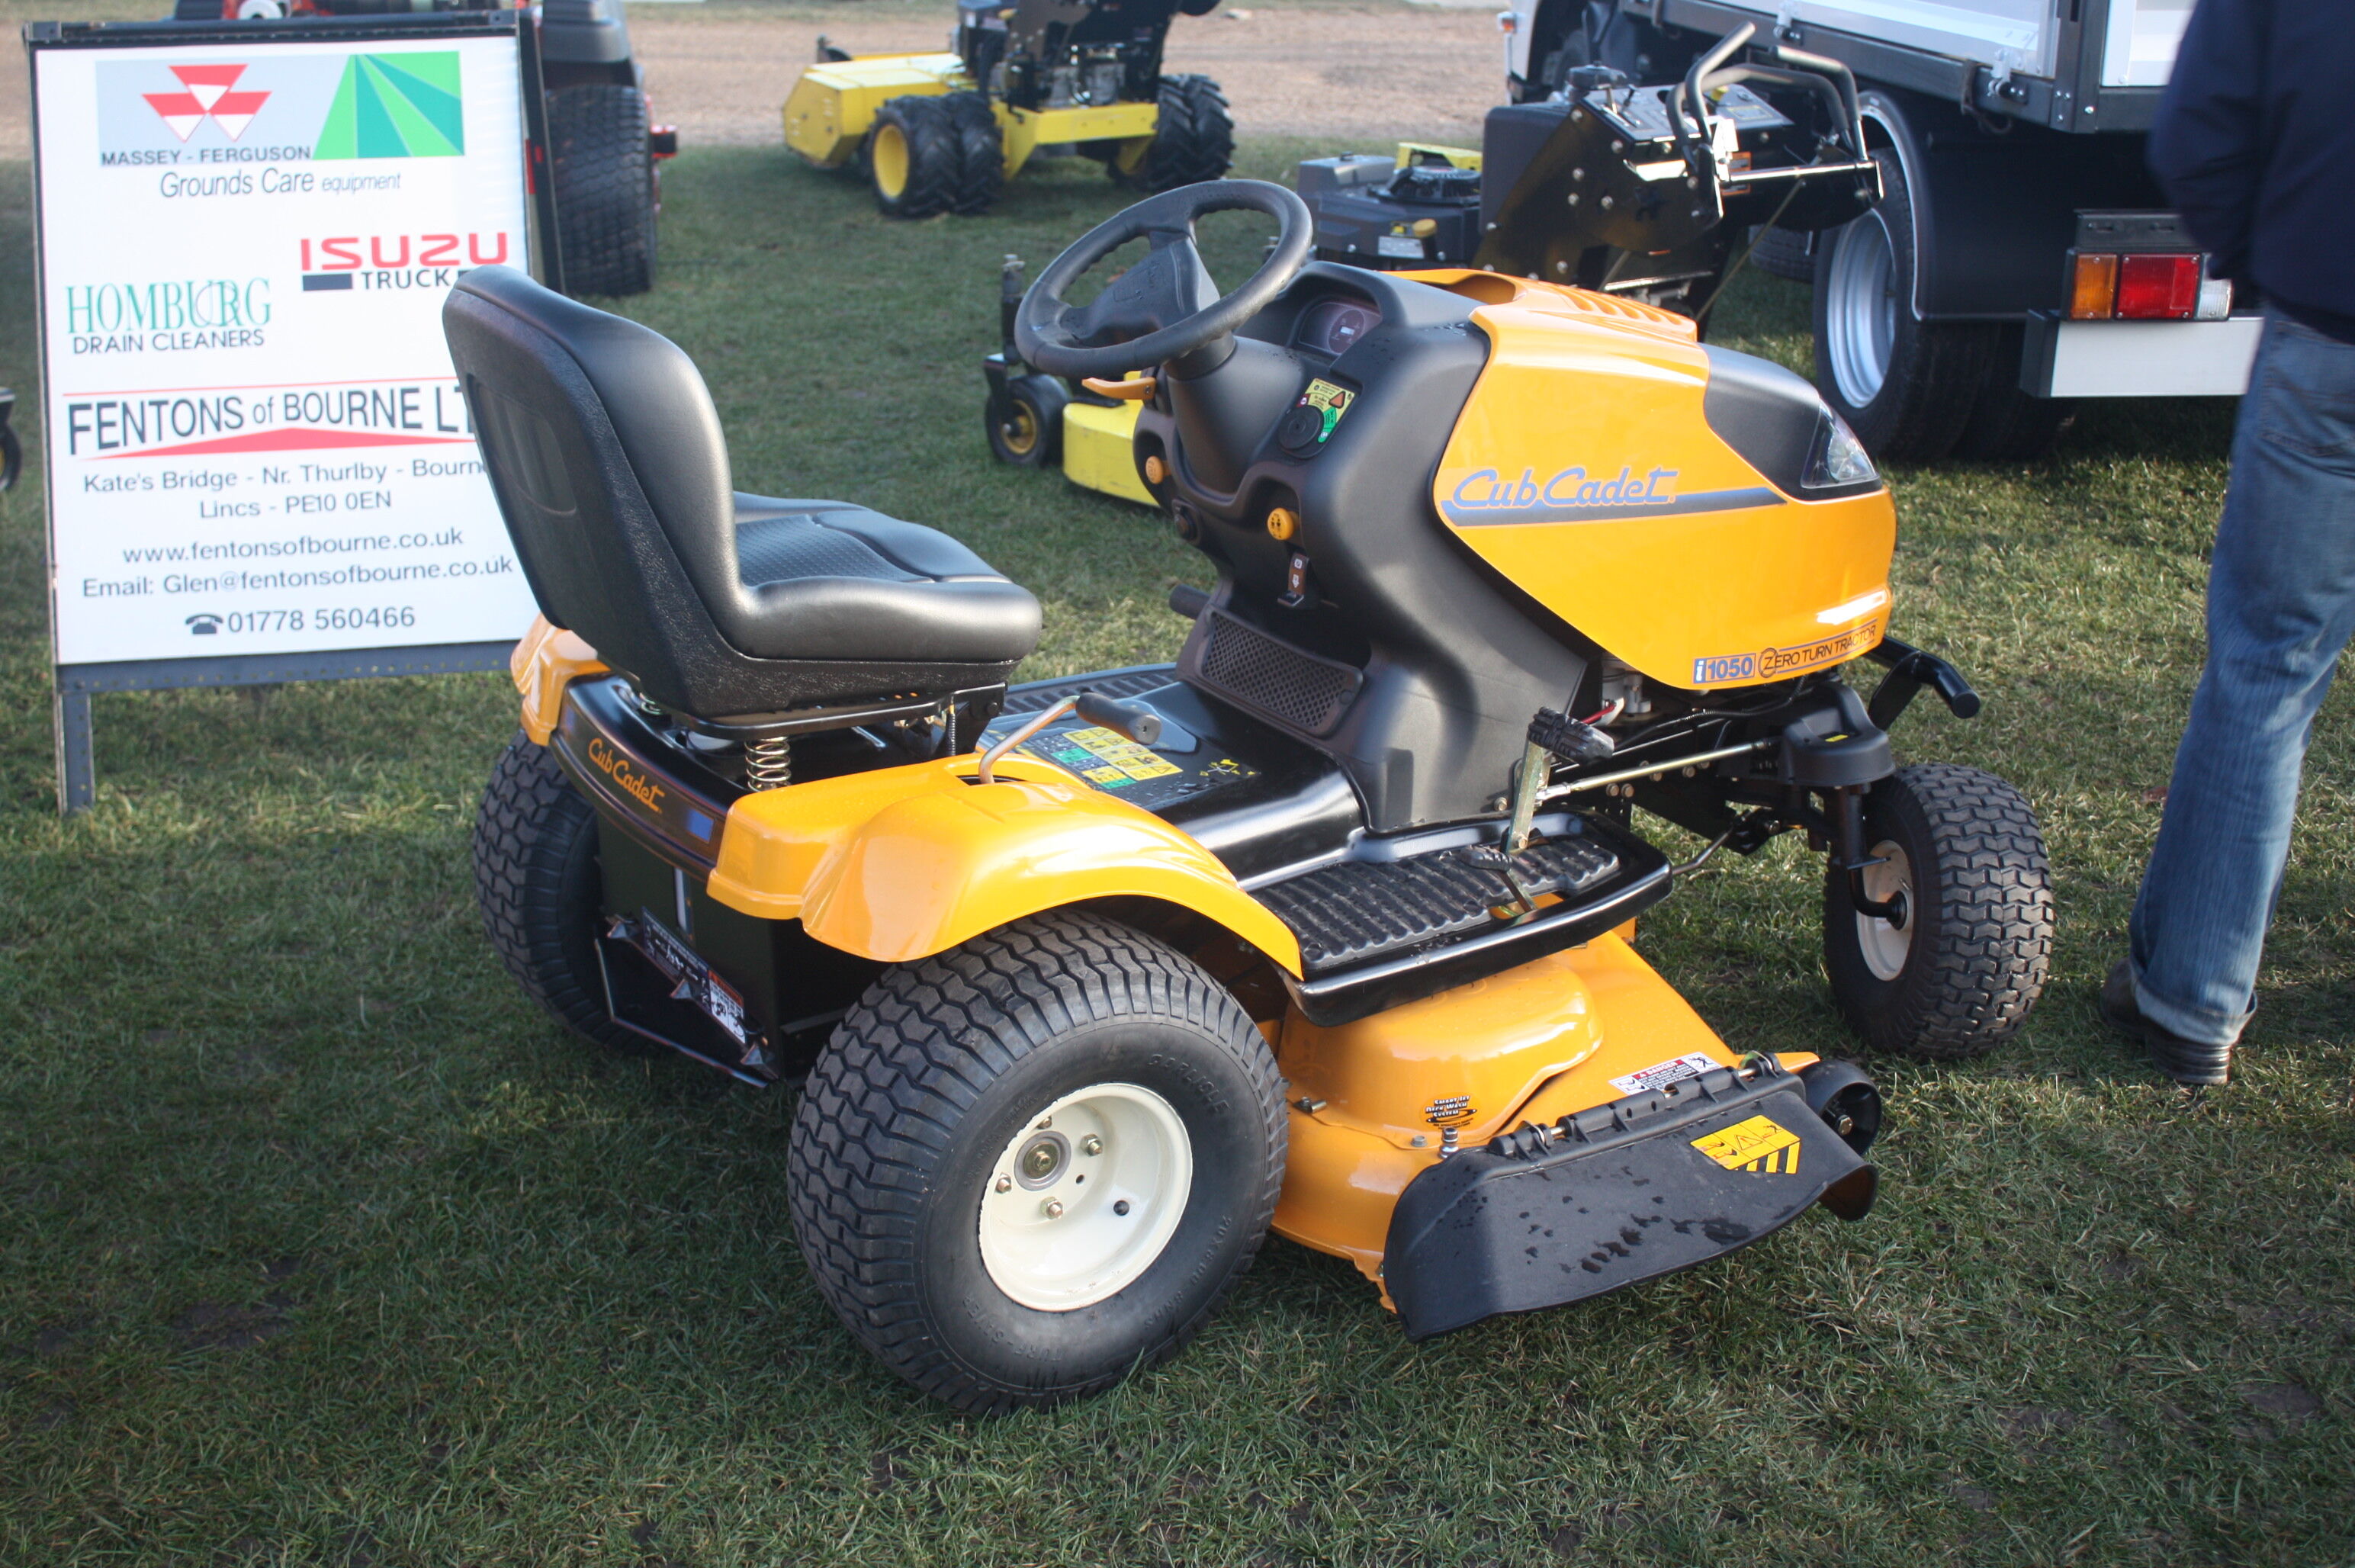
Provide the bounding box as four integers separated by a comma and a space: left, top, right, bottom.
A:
1197, 611, 1361, 737
1259, 835, 1623, 975
735, 515, 919, 586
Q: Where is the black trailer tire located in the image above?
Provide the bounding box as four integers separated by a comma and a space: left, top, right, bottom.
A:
473, 734, 650, 1056
787, 910, 1285, 1412
1823, 763, 2053, 1059
943, 91, 1004, 215
985, 374, 1065, 467
1949, 323, 2077, 461
1811, 146, 1990, 462
1118, 74, 1234, 192
546, 83, 656, 298
867, 96, 960, 220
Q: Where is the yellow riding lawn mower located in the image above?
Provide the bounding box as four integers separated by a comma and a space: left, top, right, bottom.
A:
781, 0, 1232, 220
446, 179, 2051, 1412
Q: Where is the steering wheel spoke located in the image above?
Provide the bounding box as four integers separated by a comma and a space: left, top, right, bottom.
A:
1014, 181, 1313, 380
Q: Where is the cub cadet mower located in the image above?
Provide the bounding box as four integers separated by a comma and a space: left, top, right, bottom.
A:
448, 178, 2051, 1412
1300, 24, 1878, 322
781, 0, 1231, 220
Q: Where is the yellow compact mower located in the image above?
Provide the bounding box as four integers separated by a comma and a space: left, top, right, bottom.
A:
447, 181, 2051, 1411
781, 0, 1232, 220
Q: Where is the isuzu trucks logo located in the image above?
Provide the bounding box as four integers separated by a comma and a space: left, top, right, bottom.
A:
143, 65, 269, 143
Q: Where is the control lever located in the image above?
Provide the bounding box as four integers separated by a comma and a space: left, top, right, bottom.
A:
1503, 706, 1618, 852
975, 689, 1166, 783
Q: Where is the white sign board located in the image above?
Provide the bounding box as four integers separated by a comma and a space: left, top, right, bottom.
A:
34, 29, 537, 669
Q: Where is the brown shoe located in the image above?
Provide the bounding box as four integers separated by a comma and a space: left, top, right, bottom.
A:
2101, 961, 2232, 1086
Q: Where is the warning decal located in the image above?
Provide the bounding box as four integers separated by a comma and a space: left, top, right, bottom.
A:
1690, 1113, 1803, 1174
1608, 1052, 1718, 1097
1032, 725, 1181, 787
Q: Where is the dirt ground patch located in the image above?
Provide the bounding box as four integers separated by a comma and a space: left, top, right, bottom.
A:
632, 2, 1507, 151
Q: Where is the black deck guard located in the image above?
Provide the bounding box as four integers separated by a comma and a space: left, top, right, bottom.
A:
1383, 1059, 1877, 1340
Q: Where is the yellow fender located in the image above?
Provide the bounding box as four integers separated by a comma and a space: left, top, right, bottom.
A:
781, 53, 966, 168
707, 756, 1305, 973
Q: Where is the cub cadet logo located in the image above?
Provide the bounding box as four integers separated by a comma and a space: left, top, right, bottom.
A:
1451, 465, 1679, 516
586, 735, 665, 813
1692, 1114, 1803, 1174
299, 233, 512, 294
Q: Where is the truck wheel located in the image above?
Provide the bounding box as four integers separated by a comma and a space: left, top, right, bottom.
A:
788, 911, 1285, 1412
547, 83, 656, 298
1823, 764, 2053, 1059
1118, 75, 1233, 192
1812, 146, 1989, 462
942, 91, 1004, 215
1949, 323, 2076, 461
986, 374, 1065, 468
867, 96, 959, 219
473, 734, 649, 1056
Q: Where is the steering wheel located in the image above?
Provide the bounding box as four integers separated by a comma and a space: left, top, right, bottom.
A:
1014, 179, 1314, 380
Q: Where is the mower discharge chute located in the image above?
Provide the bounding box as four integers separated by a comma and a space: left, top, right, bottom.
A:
1303, 24, 1878, 320
448, 178, 2049, 1412
781, 0, 1232, 220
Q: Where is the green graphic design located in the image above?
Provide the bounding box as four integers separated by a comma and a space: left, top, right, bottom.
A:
315, 53, 464, 160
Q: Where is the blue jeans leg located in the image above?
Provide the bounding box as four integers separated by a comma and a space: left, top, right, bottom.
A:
2131, 314, 2355, 1047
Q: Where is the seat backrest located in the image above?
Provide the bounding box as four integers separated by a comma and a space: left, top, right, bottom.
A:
442, 266, 751, 710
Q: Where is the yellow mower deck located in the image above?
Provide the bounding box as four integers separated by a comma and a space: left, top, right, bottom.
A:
782, 52, 1158, 181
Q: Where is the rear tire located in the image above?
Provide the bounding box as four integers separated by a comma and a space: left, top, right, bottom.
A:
546, 83, 656, 298
943, 91, 1004, 215
1823, 763, 2053, 1059
1116, 75, 1234, 192
787, 911, 1285, 1412
867, 96, 959, 219
473, 734, 650, 1056
986, 374, 1065, 468
1950, 323, 2076, 461
1811, 146, 1989, 462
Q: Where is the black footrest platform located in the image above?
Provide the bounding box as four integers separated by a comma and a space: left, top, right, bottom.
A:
1263, 818, 1674, 1027
1261, 836, 1621, 974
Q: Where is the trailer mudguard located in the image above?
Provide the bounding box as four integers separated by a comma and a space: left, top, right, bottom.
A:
706, 757, 1306, 972
1383, 1057, 1875, 1339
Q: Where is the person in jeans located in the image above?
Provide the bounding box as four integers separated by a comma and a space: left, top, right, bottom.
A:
2106, 0, 2355, 1084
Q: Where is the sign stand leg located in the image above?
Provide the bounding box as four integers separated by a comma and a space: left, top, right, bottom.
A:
55, 689, 92, 817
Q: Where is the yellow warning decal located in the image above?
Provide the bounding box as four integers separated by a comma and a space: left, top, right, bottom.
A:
1060, 725, 1181, 781
1691, 1113, 1803, 1174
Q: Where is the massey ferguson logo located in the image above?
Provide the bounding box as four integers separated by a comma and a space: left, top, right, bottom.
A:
143, 65, 269, 143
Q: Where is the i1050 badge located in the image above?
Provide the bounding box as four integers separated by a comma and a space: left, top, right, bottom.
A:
1692, 617, 1880, 688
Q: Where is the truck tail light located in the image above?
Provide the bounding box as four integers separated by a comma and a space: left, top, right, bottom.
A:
2116, 253, 2200, 319
2069, 252, 2119, 319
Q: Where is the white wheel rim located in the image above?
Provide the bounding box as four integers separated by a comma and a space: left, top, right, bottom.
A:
1826, 213, 1898, 409
1855, 837, 1915, 982
977, 1081, 1192, 1312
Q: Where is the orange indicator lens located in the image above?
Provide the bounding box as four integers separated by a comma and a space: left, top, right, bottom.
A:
2069, 252, 2119, 320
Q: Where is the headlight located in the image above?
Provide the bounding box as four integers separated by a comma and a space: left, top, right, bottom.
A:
1804, 408, 1876, 490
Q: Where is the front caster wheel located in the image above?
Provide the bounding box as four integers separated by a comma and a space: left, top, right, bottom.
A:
1823, 763, 2053, 1059
786, 911, 1285, 1412
985, 374, 1065, 468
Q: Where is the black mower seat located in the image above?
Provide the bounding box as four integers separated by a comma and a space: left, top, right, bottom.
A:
442, 266, 1040, 721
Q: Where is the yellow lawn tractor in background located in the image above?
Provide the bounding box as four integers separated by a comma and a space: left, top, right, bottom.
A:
446, 179, 2051, 1413
781, 0, 1232, 220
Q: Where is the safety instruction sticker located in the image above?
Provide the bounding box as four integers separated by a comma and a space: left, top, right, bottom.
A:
1298, 378, 1355, 442
1608, 1052, 1718, 1096
1691, 1113, 1803, 1174
1032, 725, 1181, 788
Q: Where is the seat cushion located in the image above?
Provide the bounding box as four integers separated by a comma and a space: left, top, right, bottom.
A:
722, 494, 1042, 666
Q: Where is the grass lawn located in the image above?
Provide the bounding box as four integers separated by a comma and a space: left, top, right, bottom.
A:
2, 133, 2352, 1567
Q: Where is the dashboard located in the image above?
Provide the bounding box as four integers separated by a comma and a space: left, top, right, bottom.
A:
1293, 296, 1382, 358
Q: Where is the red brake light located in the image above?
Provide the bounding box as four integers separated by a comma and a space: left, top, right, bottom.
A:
2116, 253, 2199, 320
